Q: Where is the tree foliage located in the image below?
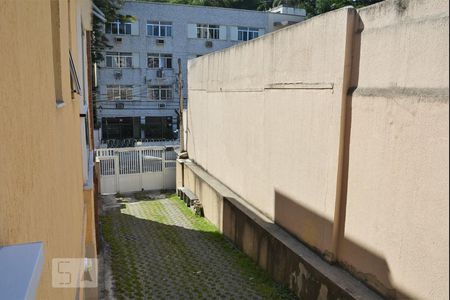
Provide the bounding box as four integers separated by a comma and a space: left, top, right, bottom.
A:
147, 0, 382, 16
92, 0, 135, 63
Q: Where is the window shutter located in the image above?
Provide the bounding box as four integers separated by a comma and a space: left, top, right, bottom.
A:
132, 53, 140, 68
219, 26, 227, 40
230, 26, 238, 41
131, 20, 139, 35
187, 24, 197, 39
258, 28, 265, 37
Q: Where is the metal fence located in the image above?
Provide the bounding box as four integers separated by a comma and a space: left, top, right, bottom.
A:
96, 146, 178, 194
99, 139, 179, 149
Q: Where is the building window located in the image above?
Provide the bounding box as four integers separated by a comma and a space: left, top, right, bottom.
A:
105, 52, 133, 68
148, 85, 173, 101
147, 21, 172, 37
105, 20, 132, 35
106, 85, 133, 101
197, 24, 220, 39
147, 53, 173, 69
238, 27, 259, 41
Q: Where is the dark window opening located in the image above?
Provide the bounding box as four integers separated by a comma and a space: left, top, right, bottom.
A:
144, 116, 173, 140
101, 117, 140, 140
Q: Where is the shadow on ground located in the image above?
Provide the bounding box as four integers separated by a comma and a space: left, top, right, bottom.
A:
101, 197, 297, 300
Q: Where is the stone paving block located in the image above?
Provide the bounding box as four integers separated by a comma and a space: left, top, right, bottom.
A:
100, 194, 297, 300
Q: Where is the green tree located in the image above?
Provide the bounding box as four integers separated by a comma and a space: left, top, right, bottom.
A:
91, 0, 135, 128
92, 0, 134, 63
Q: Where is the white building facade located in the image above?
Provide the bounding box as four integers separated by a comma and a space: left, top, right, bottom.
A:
96, 1, 305, 145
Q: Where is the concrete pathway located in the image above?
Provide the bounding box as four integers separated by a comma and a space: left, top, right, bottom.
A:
100, 193, 296, 300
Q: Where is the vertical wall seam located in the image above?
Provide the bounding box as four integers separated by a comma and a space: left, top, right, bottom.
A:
330, 7, 358, 263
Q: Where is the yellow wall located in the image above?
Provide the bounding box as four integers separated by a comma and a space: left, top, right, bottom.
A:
186, 0, 449, 298
0, 0, 93, 299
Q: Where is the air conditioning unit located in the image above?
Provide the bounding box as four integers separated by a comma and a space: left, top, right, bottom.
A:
114, 71, 122, 80
205, 41, 213, 48
156, 68, 164, 78
114, 37, 123, 43
158, 103, 166, 109
156, 39, 165, 46
115, 102, 125, 109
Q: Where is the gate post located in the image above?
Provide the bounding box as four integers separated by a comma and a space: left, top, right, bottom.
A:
139, 148, 143, 191
114, 153, 120, 193
162, 148, 166, 190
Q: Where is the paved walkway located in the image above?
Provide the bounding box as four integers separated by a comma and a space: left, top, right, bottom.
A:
100, 193, 296, 300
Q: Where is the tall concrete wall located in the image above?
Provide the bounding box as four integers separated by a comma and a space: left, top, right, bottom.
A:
339, 1, 449, 298
186, 0, 449, 298
0, 0, 94, 299
188, 6, 355, 255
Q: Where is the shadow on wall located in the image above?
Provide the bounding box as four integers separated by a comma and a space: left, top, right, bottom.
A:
274, 190, 412, 299
272, 13, 412, 299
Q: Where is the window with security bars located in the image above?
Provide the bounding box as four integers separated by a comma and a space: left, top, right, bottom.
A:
147, 21, 172, 37
148, 85, 173, 101
238, 27, 259, 41
147, 53, 173, 69
196, 24, 220, 39
105, 52, 133, 68
106, 85, 133, 101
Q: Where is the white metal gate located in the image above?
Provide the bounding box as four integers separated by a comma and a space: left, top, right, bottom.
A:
96, 146, 177, 194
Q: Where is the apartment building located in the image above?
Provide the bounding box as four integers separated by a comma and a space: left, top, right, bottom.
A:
96, 1, 305, 144
0, 0, 97, 299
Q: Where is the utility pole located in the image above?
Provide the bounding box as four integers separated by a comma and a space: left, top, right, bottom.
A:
178, 58, 185, 153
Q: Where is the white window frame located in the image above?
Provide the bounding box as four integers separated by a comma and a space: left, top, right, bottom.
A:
69, 51, 81, 95
238, 27, 260, 41
147, 53, 173, 69
196, 24, 220, 40
148, 85, 173, 101
106, 85, 133, 101
105, 52, 133, 68
147, 21, 173, 37
105, 20, 132, 35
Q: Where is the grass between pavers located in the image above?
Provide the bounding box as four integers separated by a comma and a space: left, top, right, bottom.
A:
168, 194, 297, 300
101, 193, 297, 300
102, 196, 202, 299
102, 212, 144, 299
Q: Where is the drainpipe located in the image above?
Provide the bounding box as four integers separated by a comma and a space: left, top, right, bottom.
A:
178, 58, 185, 153
330, 7, 359, 263
177, 58, 186, 188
